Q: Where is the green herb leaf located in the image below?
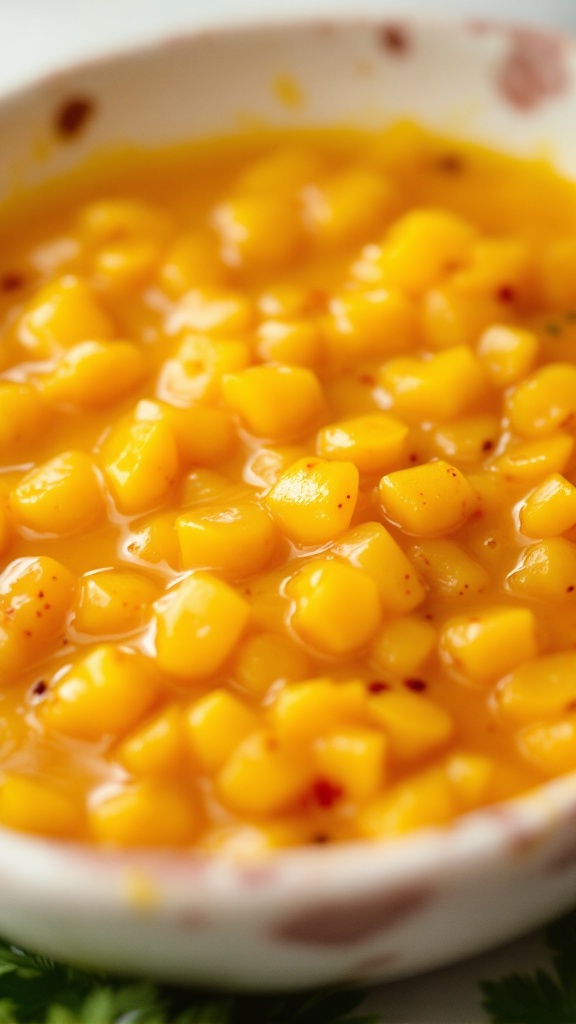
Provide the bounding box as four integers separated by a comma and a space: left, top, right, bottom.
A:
480, 909, 576, 1024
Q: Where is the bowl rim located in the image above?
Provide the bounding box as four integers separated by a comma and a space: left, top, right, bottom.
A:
1, 11, 576, 906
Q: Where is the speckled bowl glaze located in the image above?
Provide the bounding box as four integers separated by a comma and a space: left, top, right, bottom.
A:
2, 16, 576, 990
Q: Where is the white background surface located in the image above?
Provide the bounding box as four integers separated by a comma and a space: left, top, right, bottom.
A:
0, 0, 575, 1020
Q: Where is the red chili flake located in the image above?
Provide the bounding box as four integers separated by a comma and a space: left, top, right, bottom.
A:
496, 284, 516, 303
358, 373, 376, 386
367, 680, 391, 693
337, 502, 343, 508
404, 678, 427, 692
409, 453, 418, 463
482, 439, 494, 452
31, 680, 47, 698
38, 591, 44, 599
437, 153, 464, 174
313, 778, 343, 808
55, 96, 95, 139
567, 585, 575, 593
566, 700, 576, 712
312, 833, 330, 844
0, 271, 24, 292
380, 24, 409, 53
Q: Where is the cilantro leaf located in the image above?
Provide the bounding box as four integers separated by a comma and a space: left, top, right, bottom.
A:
480, 909, 576, 1024
0, 938, 375, 1024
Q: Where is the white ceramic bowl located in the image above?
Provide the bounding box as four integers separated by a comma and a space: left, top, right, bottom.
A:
2, 16, 576, 990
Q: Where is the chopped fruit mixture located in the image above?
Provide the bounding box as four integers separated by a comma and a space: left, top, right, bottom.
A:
1, 123, 576, 854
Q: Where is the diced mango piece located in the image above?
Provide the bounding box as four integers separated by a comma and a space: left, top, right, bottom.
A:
125, 512, 180, 570
409, 539, 490, 598
453, 238, 534, 301
477, 325, 539, 388
0, 383, 46, 448
77, 198, 171, 246
493, 434, 574, 481
303, 168, 396, 247
186, 689, 258, 773
222, 365, 324, 440
180, 469, 242, 509
379, 460, 476, 536
71, 570, 157, 636
232, 631, 310, 696
497, 651, 576, 723
159, 231, 228, 296
380, 347, 486, 422
421, 286, 505, 351
90, 782, 197, 847
266, 457, 358, 546
519, 717, 576, 775
217, 730, 311, 816
11, 450, 104, 536
270, 679, 368, 744
177, 502, 278, 577
93, 238, 161, 288
369, 688, 453, 762
539, 238, 576, 308
237, 147, 322, 194
17, 275, 115, 357
214, 195, 302, 271
169, 287, 253, 337
433, 414, 500, 464
313, 728, 386, 802
288, 559, 381, 656
255, 319, 322, 367
101, 418, 179, 515
322, 288, 418, 362
0, 556, 75, 679
443, 752, 495, 811
317, 413, 409, 475
360, 767, 455, 837
519, 474, 576, 538
41, 645, 160, 740
118, 705, 186, 777
508, 538, 576, 600
154, 573, 249, 680
135, 400, 235, 468
40, 341, 146, 409
440, 606, 538, 683
0, 774, 78, 838
360, 208, 475, 296
334, 522, 426, 613
370, 616, 436, 678
506, 363, 576, 437
244, 444, 311, 488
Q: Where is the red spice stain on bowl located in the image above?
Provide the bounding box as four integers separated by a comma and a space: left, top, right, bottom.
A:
273, 882, 432, 947
379, 23, 411, 56
496, 29, 570, 111
54, 96, 96, 139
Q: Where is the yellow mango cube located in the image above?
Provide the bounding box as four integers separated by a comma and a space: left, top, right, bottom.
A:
11, 450, 104, 536
71, 570, 158, 636
443, 753, 494, 811
364, 208, 475, 296
519, 717, 576, 775
222, 365, 325, 440
93, 238, 161, 288
421, 286, 505, 352
90, 782, 197, 847
0, 774, 78, 838
497, 651, 576, 723
186, 689, 258, 773
334, 521, 426, 613
493, 434, 574, 481
452, 238, 534, 301
477, 325, 539, 387
154, 572, 249, 680
237, 146, 322, 193
433, 414, 500, 463
159, 230, 228, 296
369, 688, 453, 762
101, 418, 179, 514
135, 400, 235, 468
440, 606, 538, 683
539, 238, 576, 308
270, 678, 368, 744
217, 730, 311, 816
125, 512, 180, 570
0, 383, 46, 448
508, 539, 576, 600
42, 645, 160, 740
360, 767, 455, 837
232, 631, 310, 696
0, 556, 75, 679
322, 288, 418, 362
77, 198, 171, 246
370, 616, 436, 678
317, 413, 409, 475
158, 335, 250, 405
179, 469, 242, 508
118, 705, 186, 777
303, 167, 396, 247
379, 346, 486, 422
213, 195, 302, 270
506, 363, 576, 437
409, 539, 490, 598
17, 275, 115, 357
266, 457, 358, 546
40, 340, 146, 409
288, 559, 381, 655
379, 460, 476, 536
170, 287, 253, 337
245, 445, 311, 488
255, 319, 322, 367
177, 502, 278, 577
313, 728, 386, 802
519, 474, 576, 538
